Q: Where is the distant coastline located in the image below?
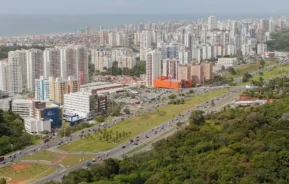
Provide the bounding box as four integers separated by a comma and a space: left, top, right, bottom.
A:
0, 13, 286, 37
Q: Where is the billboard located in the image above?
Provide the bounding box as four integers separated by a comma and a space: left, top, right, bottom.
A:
43, 108, 60, 128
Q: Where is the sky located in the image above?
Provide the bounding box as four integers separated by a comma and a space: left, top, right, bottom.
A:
0, 0, 288, 15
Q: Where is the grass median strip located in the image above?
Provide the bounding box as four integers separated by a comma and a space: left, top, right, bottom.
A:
58, 89, 227, 152
20, 150, 96, 168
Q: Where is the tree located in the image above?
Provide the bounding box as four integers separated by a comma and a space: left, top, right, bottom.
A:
221, 65, 226, 71
260, 60, 266, 68
0, 178, 6, 184
95, 115, 106, 123
189, 110, 205, 125
227, 67, 236, 75
168, 94, 177, 99
123, 108, 130, 115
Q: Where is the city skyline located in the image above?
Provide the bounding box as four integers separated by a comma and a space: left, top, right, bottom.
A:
1, 0, 289, 15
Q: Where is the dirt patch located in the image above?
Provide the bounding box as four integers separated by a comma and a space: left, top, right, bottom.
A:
8, 179, 26, 184
53, 154, 67, 164
132, 117, 140, 121
11, 163, 31, 172
238, 95, 274, 102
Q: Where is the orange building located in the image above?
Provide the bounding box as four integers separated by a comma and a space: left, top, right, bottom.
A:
154, 76, 192, 89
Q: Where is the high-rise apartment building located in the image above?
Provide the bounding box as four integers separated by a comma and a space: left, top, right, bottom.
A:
120, 56, 136, 69
177, 62, 213, 86
260, 19, 269, 32
67, 76, 79, 94
208, 16, 217, 30
35, 76, 50, 101
108, 32, 117, 47
140, 31, 152, 49
146, 50, 161, 87
0, 61, 9, 91
100, 30, 109, 46
43, 48, 61, 78
26, 49, 44, 92
162, 59, 178, 79
50, 77, 68, 105
59, 46, 88, 85
8, 50, 27, 93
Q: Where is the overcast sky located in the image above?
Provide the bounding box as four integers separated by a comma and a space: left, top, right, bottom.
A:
1, 0, 287, 14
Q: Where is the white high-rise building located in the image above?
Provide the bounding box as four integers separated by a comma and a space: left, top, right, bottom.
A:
43, 48, 61, 78
208, 16, 217, 30
8, 50, 27, 93
146, 50, 161, 87
140, 31, 152, 49
35, 76, 50, 101
26, 49, 44, 92
0, 61, 9, 91
257, 43, 267, 55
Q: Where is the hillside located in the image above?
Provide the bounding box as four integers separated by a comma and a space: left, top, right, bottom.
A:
45, 94, 289, 184
0, 110, 36, 155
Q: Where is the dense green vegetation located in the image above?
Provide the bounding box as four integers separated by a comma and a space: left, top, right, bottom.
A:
0, 45, 46, 59
245, 76, 289, 99
267, 31, 289, 51
0, 110, 36, 155
47, 88, 289, 184
97, 60, 146, 77
205, 75, 235, 86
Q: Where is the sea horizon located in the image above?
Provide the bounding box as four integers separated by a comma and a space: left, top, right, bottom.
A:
0, 13, 287, 37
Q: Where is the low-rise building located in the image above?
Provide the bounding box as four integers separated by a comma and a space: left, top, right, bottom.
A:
12, 99, 32, 118
24, 118, 51, 135
217, 58, 238, 68
64, 90, 107, 120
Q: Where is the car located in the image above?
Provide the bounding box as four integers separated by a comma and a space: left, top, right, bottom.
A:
86, 162, 92, 167
2, 162, 5, 165
122, 146, 126, 149
92, 158, 96, 162
133, 142, 138, 145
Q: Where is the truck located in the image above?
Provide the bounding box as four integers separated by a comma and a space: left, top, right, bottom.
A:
0, 156, 4, 161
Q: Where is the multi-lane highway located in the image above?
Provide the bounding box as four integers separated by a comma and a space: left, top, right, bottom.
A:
2, 60, 289, 183
31, 89, 242, 184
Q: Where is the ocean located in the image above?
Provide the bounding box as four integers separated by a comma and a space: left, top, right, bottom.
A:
0, 14, 285, 37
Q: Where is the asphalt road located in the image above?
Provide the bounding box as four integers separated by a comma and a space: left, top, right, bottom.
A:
31, 89, 241, 184
0, 86, 226, 165
2, 60, 289, 183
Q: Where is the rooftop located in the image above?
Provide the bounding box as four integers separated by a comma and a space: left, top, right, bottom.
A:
12, 99, 32, 104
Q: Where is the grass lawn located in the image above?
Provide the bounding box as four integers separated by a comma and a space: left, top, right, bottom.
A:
251, 64, 289, 81
237, 64, 289, 86
58, 89, 227, 152
0, 163, 55, 184
223, 60, 278, 79
20, 150, 96, 168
